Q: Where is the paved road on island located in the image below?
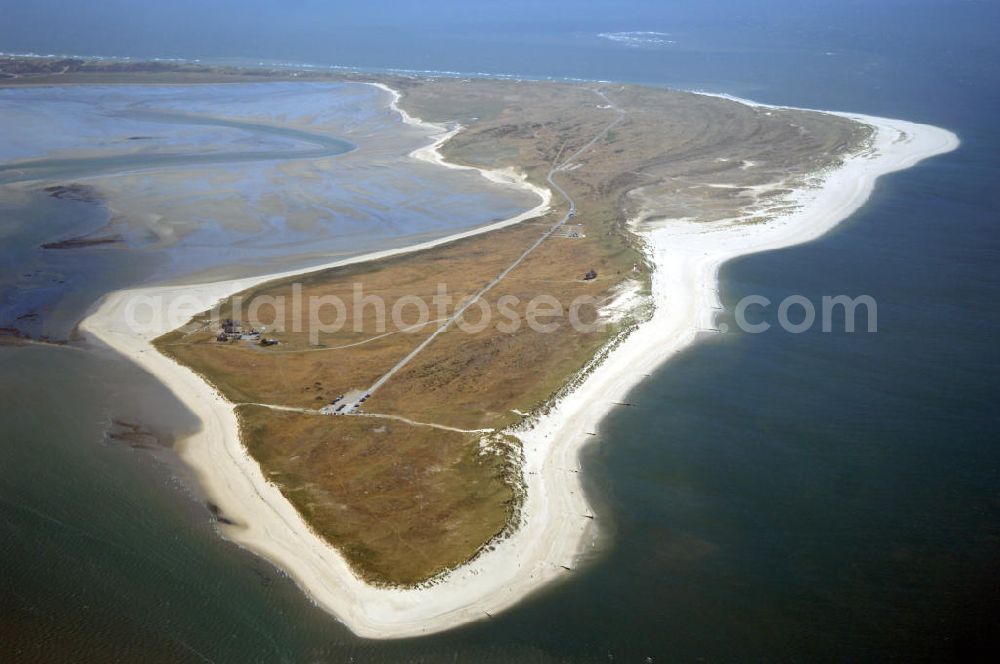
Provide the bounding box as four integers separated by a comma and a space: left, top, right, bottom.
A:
351, 89, 625, 409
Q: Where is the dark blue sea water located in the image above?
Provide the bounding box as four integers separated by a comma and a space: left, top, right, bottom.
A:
2, 1, 999, 661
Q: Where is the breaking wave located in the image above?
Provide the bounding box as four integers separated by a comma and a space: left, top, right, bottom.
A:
597, 31, 676, 48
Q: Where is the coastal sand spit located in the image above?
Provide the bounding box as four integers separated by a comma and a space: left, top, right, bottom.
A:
80, 85, 958, 638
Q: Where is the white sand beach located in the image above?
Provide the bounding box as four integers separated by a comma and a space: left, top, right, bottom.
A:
80, 85, 958, 639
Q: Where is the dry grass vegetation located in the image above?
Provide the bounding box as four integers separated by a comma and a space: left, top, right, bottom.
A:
238, 406, 520, 584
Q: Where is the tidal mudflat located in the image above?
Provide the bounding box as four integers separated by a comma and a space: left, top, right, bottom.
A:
0, 82, 539, 339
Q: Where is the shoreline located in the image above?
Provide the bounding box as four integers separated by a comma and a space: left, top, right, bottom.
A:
368, 82, 553, 197
79, 84, 958, 638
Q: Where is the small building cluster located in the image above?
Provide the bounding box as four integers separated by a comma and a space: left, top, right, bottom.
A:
216, 318, 279, 346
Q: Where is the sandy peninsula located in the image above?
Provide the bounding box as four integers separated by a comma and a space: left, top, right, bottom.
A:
80, 81, 958, 638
